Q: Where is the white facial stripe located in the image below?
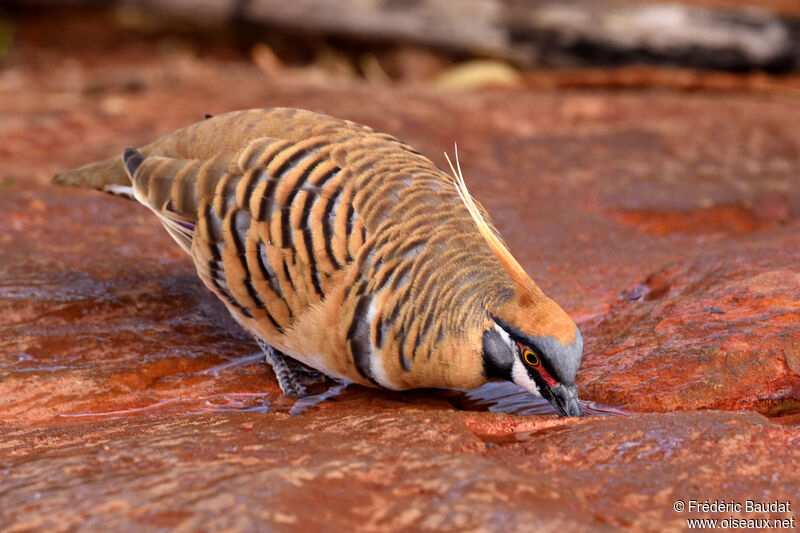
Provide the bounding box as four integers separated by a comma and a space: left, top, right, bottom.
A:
497, 323, 540, 395
511, 358, 542, 397
493, 324, 516, 354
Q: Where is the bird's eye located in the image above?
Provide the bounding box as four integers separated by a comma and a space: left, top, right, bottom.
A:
523, 348, 540, 367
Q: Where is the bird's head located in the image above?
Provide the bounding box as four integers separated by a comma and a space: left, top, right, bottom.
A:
482, 294, 583, 417
445, 148, 583, 416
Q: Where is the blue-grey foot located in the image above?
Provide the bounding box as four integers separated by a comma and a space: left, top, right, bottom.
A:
254, 338, 328, 397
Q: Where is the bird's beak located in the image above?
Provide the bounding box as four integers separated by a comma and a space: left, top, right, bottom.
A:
550, 383, 582, 417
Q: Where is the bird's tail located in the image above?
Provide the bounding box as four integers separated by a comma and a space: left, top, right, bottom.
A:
52, 154, 131, 192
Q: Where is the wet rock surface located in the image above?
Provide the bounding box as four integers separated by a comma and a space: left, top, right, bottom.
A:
4, 410, 798, 531
581, 232, 800, 414
2, 11, 800, 532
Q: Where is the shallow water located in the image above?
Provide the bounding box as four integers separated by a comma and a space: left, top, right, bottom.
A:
47, 372, 627, 420
451, 381, 629, 417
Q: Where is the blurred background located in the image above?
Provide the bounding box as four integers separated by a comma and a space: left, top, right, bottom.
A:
3, 0, 799, 187
2, 0, 800, 95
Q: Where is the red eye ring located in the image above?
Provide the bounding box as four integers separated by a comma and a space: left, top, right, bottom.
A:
523, 349, 540, 367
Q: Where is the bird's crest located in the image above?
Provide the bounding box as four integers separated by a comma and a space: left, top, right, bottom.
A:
445, 145, 537, 293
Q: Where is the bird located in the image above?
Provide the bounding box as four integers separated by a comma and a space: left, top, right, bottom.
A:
53, 107, 583, 416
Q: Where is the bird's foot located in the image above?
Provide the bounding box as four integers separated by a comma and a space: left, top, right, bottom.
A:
255, 338, 329, 398
285, 357, 330, 387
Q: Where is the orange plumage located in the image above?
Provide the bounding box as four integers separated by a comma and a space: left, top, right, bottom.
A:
54, 108, 583, 415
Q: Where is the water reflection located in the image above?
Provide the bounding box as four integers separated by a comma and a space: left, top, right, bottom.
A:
452, 381, 628, 417
52, 357, 627, 420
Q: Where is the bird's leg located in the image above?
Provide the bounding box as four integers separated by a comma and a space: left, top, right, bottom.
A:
254, 338, 328, 397
256, 338, 307, 397
284, 357, 330, 386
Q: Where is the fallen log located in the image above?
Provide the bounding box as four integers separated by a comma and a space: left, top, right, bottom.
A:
11, 0, 799, 70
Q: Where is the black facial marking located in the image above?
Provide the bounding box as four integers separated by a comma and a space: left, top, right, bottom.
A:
481, 327, 514, 381
492, 314, 583, 387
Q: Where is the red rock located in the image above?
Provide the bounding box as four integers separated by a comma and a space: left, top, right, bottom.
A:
2, 8, 800, 532
608, 204, 765, 236
580, 236, 800, 414
753, 191, 792, 223
3, 410, 798, 531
